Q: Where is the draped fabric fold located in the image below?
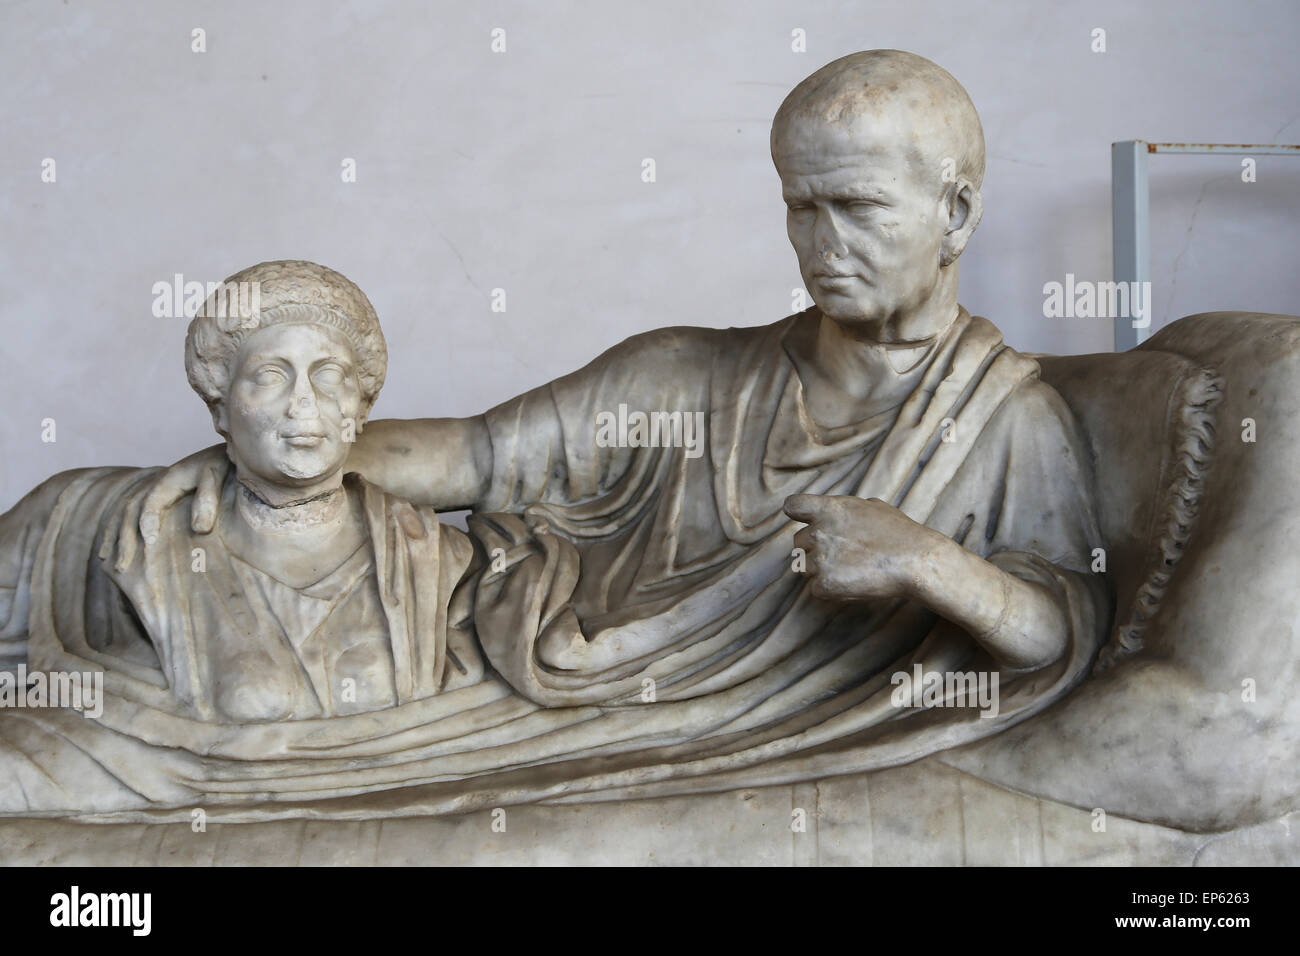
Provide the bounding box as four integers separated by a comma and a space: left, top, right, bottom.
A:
0, 308, 1110, 821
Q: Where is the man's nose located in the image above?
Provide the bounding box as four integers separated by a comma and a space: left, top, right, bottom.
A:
812, 207, 848, 261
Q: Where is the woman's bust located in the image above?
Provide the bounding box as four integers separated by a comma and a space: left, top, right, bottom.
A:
38, 261, 481, 723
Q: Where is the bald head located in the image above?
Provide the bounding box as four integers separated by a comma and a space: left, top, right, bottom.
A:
771, 50, 985, 195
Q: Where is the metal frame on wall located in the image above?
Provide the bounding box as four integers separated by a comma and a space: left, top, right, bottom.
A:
1110, 140, 1299, 351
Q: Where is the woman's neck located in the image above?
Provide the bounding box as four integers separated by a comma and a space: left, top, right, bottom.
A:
221, 476, 366, 589
235, 480, 349, 535
235, 467, 344, 508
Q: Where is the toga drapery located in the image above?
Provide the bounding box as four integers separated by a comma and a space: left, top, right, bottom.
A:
0, 307, 1109, 820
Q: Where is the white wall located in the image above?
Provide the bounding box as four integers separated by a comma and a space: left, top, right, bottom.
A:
2, 0, 1297, 511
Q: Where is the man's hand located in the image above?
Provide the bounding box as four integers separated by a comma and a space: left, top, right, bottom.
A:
783, 493, 931, 602
139, 444, 230, 543
785, 492, 1071, 671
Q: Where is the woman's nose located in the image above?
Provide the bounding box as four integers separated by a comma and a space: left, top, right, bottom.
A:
287, 379, 320, 417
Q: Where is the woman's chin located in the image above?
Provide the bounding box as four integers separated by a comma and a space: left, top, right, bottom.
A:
270, 452, 347, 485
239, 465, 346, 502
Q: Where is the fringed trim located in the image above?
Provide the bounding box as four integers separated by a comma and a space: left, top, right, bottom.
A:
1095, 366, 1224, 672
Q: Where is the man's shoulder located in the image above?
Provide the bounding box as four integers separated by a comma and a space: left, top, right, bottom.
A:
988, 355, 1091, 454
617, 316, 794, 353
595, 315, 801, 371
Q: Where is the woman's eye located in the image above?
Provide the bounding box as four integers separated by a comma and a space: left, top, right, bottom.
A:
252, 367, 286, 386
313, 365, 345, 387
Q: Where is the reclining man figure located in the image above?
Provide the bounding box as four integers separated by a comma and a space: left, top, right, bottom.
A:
145, 50, 1108, 720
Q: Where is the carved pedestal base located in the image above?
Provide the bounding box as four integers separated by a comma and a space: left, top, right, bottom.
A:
2, 759, 1292, 866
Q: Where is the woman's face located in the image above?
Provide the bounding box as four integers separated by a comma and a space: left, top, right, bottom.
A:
220, 323, 363, 490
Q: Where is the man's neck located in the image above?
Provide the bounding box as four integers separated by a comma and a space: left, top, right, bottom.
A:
811, 302, 960, 402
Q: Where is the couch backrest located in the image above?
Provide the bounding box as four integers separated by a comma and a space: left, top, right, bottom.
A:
1037, 348, 1223, 665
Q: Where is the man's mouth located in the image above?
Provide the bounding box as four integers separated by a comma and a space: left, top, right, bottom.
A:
812, 273, 862, 292
281, 432, 327, 448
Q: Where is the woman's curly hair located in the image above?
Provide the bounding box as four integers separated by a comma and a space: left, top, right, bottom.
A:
184, 260, 388, 424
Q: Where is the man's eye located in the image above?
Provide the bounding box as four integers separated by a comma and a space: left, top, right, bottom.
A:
787, 203, 814, 215
844, 200, 879, 216
253, 367, 286, 386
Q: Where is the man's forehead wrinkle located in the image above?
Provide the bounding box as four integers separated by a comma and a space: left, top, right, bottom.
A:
776, 122, 929, 190
780, 170, 901, 198
780, 161, 899, 188
781, 181, 896, 204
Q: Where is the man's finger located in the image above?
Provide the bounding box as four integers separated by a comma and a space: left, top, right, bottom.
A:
783, 493, 828, 523
115, 494, 144, 573
137, 512, 159, 547
192, 463, 223, 534
100, 504, 126, 564
139, 480, 185, 545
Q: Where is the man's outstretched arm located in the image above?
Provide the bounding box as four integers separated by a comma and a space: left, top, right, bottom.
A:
348, 417, 493, 511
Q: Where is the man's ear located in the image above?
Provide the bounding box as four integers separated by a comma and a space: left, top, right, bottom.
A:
940, 179, 983, 266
